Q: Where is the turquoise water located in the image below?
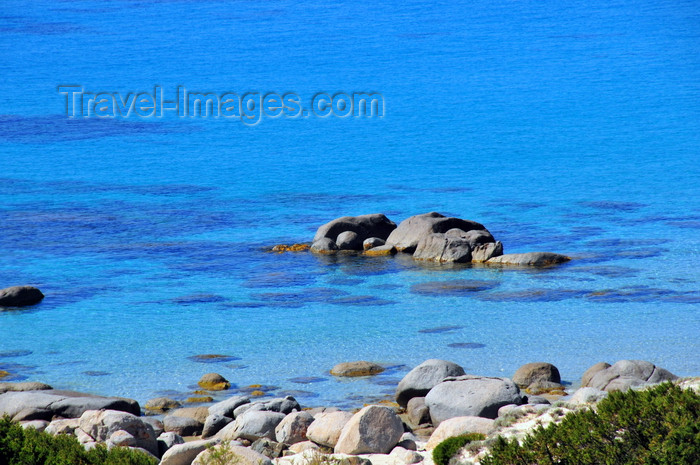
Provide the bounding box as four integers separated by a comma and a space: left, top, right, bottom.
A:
0, 0, 698, 408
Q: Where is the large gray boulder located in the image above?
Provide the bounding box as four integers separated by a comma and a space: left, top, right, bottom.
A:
201, 413, 232, 438
334, 405, 404, 455
78, 409, 158, 456
208, 395, 250, 418
0, 390, 140, 421
306, 411, 354, 448
163, 415, 204, 436
395, 359, 466, 407
425, 375, 523, 424
336, 231, 363, 250
160, 438, 219, 465
222, 410, 286, 441
275, 411, 314, 445
585, 360, 678, 392
486, 252, 570, 266
512, 362, 561, 388
310, 237, 339, 254
0, 286, 44, 307
313, 214, 397, 244
0, 382, 52, 394
413, 233, 472, 263
445, 228, 495, 247
471, 242, 503, 263
386, 213, 487, 253
425, 416, 495, 450
193, 444, 272, 465
581, 362, 611, 387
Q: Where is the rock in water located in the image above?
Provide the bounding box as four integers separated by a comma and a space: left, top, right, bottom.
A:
198, 373, 231, 391
330, 361, 385, 377
512, 362, 561, 387
334, 405, 404, 454
0, 286, 44, 307
313, 214, 397, 244
413, 233, 472, 263
486, 252, 570, 266
395, 359, 466, 407
385, 212, 487, 253
425, 375, 523, 424
471, 241, 503, 262
310, 237, 339, 254
336, 231, 362, 250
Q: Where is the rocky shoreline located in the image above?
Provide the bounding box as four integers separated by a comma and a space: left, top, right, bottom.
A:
1, 358, 696, 465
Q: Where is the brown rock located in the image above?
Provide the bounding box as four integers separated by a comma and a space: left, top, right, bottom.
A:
330, 361, 385, 377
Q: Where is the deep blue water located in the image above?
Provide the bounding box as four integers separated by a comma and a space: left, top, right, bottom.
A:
0, 0, 698, 408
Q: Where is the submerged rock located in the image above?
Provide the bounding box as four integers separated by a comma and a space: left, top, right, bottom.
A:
198, 373, 231, 391
486, 252, 571, 266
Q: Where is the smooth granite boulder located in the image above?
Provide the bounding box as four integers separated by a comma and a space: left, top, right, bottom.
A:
198, 373, 231, 391
385, 213, 487, 253
163, 415, 203, 436
363, 237, 385, 250
486, 252, 570, 266
336, 231, 362, 250
425, 375, 523, 424
425, 416, 495, 450
160, 438, 219, 465
250, 396, 300, 415
208, 395, 250, 418
581, 362, 612, 387
79, 409, 158, 456
364, 244, 397, 256
314, 214, 397, 244
406, 397, 430, 426
170, 406, 209, 424
0, 390, 140, 420
145, 397, 181, 414
223, 410, 286, 441
310, 237, 340, 254
413, 233, 472, 263
157, 431, 185, 456
585, 360, 678, 392
193, 444, 272, 465
512, 362, 561, 388
45, 418, 80, 435
306, 411, 354, 448
568, 387, 608, 406
334, 405, 404, 455
471, 241, 503, 263
396, 359, 466, 407
445, 228, 495, 247
0, 382, 52, 393
201, 413, 232, 438
275, 411, 315, 445
330, 361, 385, 377
0, 285, 44, 307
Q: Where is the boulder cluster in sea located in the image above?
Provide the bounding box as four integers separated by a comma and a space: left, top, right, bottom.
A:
1, 358, 692, 465
304, 212, 570, 266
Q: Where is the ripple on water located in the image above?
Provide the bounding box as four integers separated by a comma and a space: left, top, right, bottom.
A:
411, 280, 500, 296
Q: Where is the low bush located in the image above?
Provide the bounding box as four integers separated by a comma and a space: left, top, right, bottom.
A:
433, 433, 486, 465
482, 382, 700, 465
0, 416, 157, 465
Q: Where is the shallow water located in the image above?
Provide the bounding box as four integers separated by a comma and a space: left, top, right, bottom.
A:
0, 0, 698, 407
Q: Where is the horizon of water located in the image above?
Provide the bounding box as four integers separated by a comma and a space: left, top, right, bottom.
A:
0, 0, 699, 408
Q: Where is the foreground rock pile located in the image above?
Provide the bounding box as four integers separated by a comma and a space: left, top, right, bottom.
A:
0, 358, 686, 465
308, 212, 570, 266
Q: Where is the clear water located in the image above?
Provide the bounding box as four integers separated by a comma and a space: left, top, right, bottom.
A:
0, 0, 698, 408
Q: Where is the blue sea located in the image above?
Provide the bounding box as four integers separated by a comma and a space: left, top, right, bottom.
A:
1, 0, 698, 409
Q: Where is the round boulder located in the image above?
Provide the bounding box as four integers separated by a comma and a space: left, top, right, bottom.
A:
275, 411, 314, 445
512, 362, 561, 388
330, 361, 385, 377
145, 397, 181, 414
586, 360, 678, 392
336, 231, 362, 250
334, 405, 404, 455
313, 214, 397, 244
425, 375, 523, 424
395, 359, 466, 407
581, 362, 611, 387
306, 411, 354, 448
198, 373, 231, 391
425, 416, 495, 450
0, 286, 44, 307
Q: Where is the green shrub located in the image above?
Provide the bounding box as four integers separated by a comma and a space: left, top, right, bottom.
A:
0, 416, 157, 465
433, 433, 486, 465
482, 382, 700, 465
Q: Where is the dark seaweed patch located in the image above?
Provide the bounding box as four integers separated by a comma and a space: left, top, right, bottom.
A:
243, 272, 316, 288
329, 296, 395, 306
447, 342, 486, 349
0, 350, 32, 358
411, 280, 499, 296
579, 201, 647, 212
476, 289, 589, 302
419, 325, 464, 334
83, 371, 110, 376
172, 294, 228, 304
188, 354, 241, 363
288, 377, 328, 384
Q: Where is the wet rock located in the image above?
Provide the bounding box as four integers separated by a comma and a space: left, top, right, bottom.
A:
413, 233, 472, 263
79, 409, 158, 456
425, 416, 495, 449
396, 359, 466, 407
486, 252, 571, 266
208, 395, 250, 418
275, 410, 314, 445
314, 214, 397, 244
310, 237, 340, 254
330, 361, 385, 377
202, 413, 232, 438
406, 397, 431, 426
425, 375, 523, 424
581, 362, 611, 387
193, 443, 272, 465
198, 373, 231, 391
306, 411, 354, 447
0, 390, 140, 420
336, 231, 362, 250
363, 244, 397, 256
471, 241, 503, 263
0, 285, 44, 307
512, 362, 561, 388
410, 280, 498, 296
251, 438, 287, 459
163, 415, 204, 436
363, 237, 385, 250
145, 397, 181, 414
223, 410, 286, 441
334, 405, 404, 454
160, 438, 219, 465
586, 359, 678, 392
386, 212, 487, 253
